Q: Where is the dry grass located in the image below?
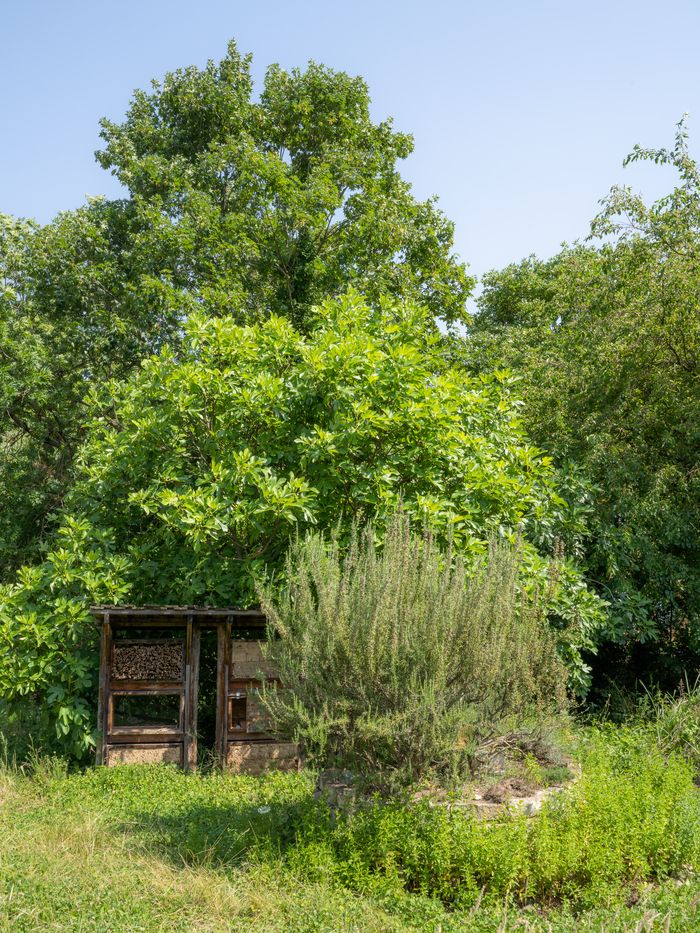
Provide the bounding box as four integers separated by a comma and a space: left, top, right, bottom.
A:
0, 775, 408, 932
0, 770, 16, 810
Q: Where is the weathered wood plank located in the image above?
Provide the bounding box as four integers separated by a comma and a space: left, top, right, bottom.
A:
107, 684, 186, 694
213, 620, 230, 766
91, 606, 265, 619
96, 615, 111, 766
109, 729, 185, 740
106, 733, 185, 744
185, 613, 199, 772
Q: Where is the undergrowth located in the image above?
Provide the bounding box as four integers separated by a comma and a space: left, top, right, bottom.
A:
3, 728, 699, 912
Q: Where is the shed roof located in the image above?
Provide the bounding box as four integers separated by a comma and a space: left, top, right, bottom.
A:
90, 605, 265, 619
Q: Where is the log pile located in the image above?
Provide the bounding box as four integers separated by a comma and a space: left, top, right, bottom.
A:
112, 642, 184, 681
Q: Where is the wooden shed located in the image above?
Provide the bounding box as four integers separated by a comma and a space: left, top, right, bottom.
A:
91, 606, 299, 773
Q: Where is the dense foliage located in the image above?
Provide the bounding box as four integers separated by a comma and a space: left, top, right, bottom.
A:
5, 721, 700, 924
97, 40, 472, 330
0, 40, 471, 579
3, 35, 700, 754
466, 122, 700, 689
0, 293, 602, 755
260, 513, 567, 785
0, 202, 182, 575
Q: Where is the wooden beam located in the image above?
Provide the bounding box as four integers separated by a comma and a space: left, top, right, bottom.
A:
96, 614, 111, 766
185, 613, 199, 772
214, 619, 232, 768
90, 606, 265, 619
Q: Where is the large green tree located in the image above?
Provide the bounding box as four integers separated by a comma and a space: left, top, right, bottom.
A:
97, 40, 472, 330
466, 122, 700, 688
0, 40, 472, 580
0, 294, 603, 755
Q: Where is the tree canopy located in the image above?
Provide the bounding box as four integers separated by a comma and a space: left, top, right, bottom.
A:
0, 293, 603, 754
97, 39, 472, 330
0, 41, 471, 580
0, 200, 184, 575
466, 121, 700, 688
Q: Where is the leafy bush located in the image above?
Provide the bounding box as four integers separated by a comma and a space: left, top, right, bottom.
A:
285, 733, 700, 909
648, 691, 700, 769
612, 680, 700, 771
0, 293, 603, 757
0, 40, 474, 584
259, 512, 568, 786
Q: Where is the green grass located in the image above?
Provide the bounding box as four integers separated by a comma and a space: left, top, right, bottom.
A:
2, 730, 700, 931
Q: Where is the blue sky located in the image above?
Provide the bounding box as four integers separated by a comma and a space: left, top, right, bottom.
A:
1, 0, 696, 282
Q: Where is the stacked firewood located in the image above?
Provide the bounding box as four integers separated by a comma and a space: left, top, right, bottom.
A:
112, 642, 184, 681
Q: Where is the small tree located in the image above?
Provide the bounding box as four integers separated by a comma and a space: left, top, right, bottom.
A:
259, 512, 568, 787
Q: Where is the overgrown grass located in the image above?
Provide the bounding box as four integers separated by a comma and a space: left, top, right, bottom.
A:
287, 735, 700, 911
3, 724, 700, 930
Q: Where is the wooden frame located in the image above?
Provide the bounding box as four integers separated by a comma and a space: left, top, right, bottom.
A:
92, 606, 295, 773
109, 690, 184, 735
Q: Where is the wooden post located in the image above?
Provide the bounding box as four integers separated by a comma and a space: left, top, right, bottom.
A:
185, 613, 199, 771
96, 613, 111, 766
214, 619, 231, 768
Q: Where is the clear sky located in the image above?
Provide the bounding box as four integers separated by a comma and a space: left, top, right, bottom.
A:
1, 0, 696, 282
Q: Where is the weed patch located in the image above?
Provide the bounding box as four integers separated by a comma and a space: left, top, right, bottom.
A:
2, 727, 700, 929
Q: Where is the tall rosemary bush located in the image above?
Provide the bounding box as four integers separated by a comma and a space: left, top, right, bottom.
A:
260, 513, 568, 785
